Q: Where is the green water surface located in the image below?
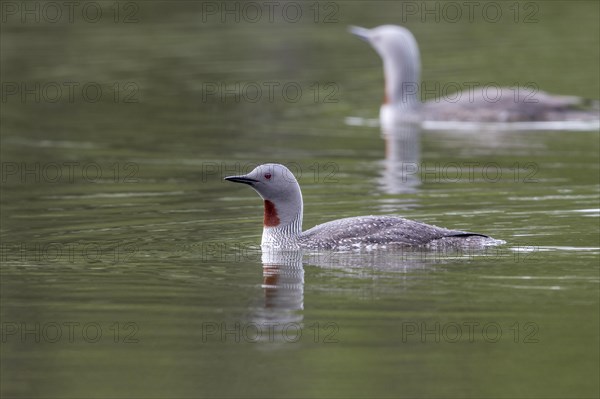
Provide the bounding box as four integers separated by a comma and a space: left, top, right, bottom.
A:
1, 1, 599, 398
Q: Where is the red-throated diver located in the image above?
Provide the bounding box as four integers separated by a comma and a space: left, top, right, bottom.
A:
349, 25, 599, 125
225, 163, 503, 250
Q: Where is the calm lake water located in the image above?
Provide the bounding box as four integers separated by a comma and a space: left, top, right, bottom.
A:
1, 1, 599, 398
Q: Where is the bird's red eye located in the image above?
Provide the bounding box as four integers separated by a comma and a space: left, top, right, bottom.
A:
264, 173, 272, 180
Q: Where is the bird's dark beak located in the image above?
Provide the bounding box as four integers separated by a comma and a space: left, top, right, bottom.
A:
224, 175, 259, 185
349, 25, 371, 42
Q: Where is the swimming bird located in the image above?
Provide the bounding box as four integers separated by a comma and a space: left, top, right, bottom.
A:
225, 163, 502, 250
349, 25, 599, 125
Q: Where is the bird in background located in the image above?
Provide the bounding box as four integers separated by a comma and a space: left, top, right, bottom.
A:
225, 163, 503, 250
349, 25, 600, 127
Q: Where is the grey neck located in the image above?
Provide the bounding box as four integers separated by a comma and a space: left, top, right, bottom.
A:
383, 55, 420, 107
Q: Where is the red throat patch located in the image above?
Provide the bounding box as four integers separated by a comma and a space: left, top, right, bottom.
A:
383, 78, 389, 104
263, 200, 280, 227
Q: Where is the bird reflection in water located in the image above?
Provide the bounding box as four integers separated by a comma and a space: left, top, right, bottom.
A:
249, 249, 305, 343
379, 119, 422, 195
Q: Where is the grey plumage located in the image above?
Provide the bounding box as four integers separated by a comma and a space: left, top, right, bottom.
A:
300, 215, 494, 250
